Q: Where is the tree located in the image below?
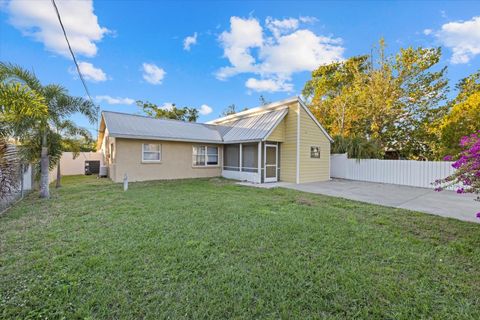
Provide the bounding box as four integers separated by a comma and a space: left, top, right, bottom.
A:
220, 104, 248, 117
54, 120, 92, 188
432, 71, 480, 158
136, 100, 198, 122
221, 104, 237, 116
0, 62, 97, 198
1, 66, 48, 199
302, 40, 448, 159
434, 131, 480, 219
331, 135, 382, 159
259, 95, 270, 105
303, 55, 369, 138
0, 142, 20, 200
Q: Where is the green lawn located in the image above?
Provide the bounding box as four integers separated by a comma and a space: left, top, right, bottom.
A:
1, 176, 479, 319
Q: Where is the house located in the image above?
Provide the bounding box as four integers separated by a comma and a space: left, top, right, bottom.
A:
96, 96, 333, 184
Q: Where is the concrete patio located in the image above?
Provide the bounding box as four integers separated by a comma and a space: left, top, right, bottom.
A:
238, 179, 480, 223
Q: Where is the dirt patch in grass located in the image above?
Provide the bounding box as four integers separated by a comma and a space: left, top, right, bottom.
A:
295, 196, 315, 206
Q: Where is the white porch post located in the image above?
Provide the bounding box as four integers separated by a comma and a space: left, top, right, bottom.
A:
239, 143, 243, 172
257, 141, 262, 183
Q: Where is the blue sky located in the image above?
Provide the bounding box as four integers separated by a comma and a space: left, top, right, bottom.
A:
1, 0, 479, 136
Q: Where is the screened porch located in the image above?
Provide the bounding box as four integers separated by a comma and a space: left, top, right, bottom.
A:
222, 142, 280, 183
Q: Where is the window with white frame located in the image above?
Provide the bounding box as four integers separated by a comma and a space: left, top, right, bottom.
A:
142, 144, 161, 162
193, 146, 218, 166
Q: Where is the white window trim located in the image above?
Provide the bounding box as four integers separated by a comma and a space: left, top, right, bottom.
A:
192, 145, 219, 167
142, 143, 162, 162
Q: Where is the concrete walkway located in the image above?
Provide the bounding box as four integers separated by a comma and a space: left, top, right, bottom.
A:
238, 179, 480, 223
282, 179, 479, 223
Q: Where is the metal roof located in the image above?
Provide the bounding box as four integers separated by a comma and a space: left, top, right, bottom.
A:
102, 108, 288, 144
103, 111, 223, 143
218, 107, 288, 143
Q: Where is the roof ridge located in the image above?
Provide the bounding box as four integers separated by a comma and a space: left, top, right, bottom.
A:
207, 96, 298, 124
102, 110, 215, 127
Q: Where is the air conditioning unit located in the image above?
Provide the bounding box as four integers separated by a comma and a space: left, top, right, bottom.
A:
99, 166, 108, 178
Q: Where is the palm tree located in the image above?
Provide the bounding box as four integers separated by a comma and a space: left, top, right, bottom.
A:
54, 120, 92, 188
0, 62, 98, 198
1, 69, 47, 199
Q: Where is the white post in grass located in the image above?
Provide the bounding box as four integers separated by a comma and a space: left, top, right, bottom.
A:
123, 173, 128, 191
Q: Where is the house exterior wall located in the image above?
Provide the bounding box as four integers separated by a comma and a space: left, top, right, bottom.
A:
112, 138, 222, 182
298, 106, 331, 183
279, 102, 299, 183
266, 118, 285, 142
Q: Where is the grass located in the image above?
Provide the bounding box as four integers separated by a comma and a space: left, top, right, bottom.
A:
1, 175, 479, 319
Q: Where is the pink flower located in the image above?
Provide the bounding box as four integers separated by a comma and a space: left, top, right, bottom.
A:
476, 212, 480, 219
456, 188, 464, 194
443, 155, 453, 161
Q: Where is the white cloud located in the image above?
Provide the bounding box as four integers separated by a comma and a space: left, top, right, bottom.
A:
198, 104, 213, 115
259, 30, 343, 76
70, 62, 107, 82
216, 16, 263, 79
429, 16, 480, 64
96, 95, 135, 105
6, 0, 109, 57
299, 16, 318, 24
216, 16, 343, 92
265, 17, 299, 39
183, 32, 198, 50
245, 78, 293, 93
423, 29, 433, 35
142, 63, 166, 85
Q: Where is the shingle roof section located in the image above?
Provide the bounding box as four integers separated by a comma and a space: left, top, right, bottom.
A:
102, 107, 288, 143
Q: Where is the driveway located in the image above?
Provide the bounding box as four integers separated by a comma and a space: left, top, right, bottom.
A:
282, 179, 480, 223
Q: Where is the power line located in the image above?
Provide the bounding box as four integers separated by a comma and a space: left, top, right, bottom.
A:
50, 0, 99, 140
51, 0, 93, 103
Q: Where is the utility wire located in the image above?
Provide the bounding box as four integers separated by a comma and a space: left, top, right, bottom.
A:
51, 0, 99, 139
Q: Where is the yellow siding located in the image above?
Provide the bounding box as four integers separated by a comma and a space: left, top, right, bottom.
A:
266, 118, 285, 142
298, 106, 331, 183
113, 139, 222, 183
279, 102, 298, 183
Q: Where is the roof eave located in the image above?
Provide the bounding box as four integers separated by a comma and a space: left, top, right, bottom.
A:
297, 98, 334, 143
109, 133, 223, 144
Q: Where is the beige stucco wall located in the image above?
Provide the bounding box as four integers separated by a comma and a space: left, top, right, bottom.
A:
279, 102, 299, 183
299, 106, 331, 183
112, 138, 222, 182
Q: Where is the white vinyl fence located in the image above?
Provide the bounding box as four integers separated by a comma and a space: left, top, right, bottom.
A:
330, 153, 456, 189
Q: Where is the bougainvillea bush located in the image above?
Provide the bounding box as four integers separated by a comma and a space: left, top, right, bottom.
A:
434, 131, 480, 218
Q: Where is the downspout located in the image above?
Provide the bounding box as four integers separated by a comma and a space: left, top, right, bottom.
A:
296, 103, 300, 184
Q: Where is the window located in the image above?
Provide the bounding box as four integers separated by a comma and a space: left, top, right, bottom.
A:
223, 144, 240, 171
241, 143, 258, 172
142, 144, 161, 162
310, 146, 320, 158
193, 146, 218, 166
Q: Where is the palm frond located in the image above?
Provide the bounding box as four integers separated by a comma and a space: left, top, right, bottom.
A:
0, 62, 43, 92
